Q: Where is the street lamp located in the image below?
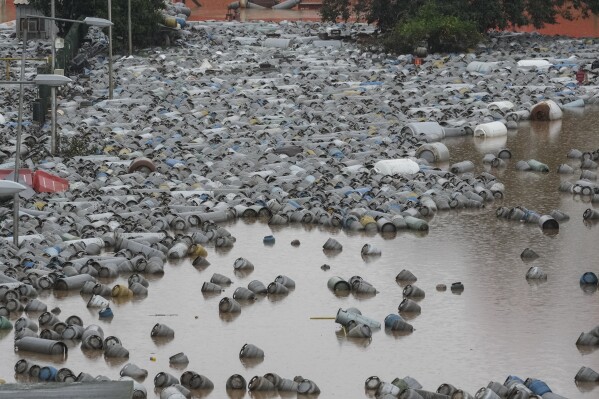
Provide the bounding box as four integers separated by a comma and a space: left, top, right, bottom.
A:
26, 14, 113, 154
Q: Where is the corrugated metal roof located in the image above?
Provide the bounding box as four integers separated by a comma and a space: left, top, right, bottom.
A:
14, 0, 30, 5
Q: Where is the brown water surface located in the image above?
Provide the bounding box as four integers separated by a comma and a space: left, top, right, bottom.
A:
2, 109, 599, 397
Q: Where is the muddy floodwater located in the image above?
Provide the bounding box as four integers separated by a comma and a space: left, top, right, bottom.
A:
1, 107, 598, 397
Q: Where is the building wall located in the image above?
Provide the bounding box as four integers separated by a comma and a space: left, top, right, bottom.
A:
515, 13, 599, 38
16, 5, 48, 39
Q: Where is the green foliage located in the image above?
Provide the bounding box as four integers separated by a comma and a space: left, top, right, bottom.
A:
319, 0, 352, 22
384, 2, 481, 54
321, 0, 599, 32
59, 134, 99, 158
28, 0, 165, 51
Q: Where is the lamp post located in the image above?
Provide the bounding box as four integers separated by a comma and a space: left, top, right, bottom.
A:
128, 0, 132, 56
26, 15, 113, 155
108, 0, 113, 99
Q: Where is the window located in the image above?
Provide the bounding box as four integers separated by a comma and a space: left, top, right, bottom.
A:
28, 18, 39, 32
20, 17, 40, 32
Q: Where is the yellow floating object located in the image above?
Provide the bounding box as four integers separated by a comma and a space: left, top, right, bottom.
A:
189, 244, 207, 258
112, 284, 133, 298
163, 16, 177, 28
360, 215, 376, 227
34, 201, 46, 211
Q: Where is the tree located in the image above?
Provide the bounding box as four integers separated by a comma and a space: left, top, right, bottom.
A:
384, 2, 481, 53
28, 0, 166, 50
321, 0, 599, 32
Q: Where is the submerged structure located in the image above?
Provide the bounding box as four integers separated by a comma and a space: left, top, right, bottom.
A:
228, 0, 301, 10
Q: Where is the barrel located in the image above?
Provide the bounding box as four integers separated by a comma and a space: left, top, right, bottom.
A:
402, 122, 445, 141
247, 280, 267, 294
264, 373, 297, 391
62, 324, 84, 340
15, 337, 67, 356
129, 282, 148, 296
384, 314, 413, 332
104, 343, 129, 358
323, 237, 343, 251
267, 282, 289, 295
530, 99, 563, 121
14, 317, 36, 332
538, 215, 559, 230
365, 376, 382, 390
576, 332, 599, 346
87, 294, 110, 308
211, 273, 232, 285
233, 286, 256, 300
297, 379, 320, 395
584, 208, 599, 220
163, 16, 178, 28
233, 257, 254, 270
580, 272, 598, 285
169, 352, 189, 365
335, 308, 381, 329
526, 266, 547, 280
474, 121, 507, 138
475, 387, 501, 399
154, 371, 179, 388
527, 159, 550, 172
219, 297, 241, 313
398, 298, 421, 314
151, 323, 174, 338
239, 343, 264, 358
347, 323, 372, 338
54, 274, 96, 291
361, 243, 382, 256
403, 284, 425, 298
180, 371, 213, 390
274, 275, 295, 289
450, 161, 475, 174
396, 269, 417, 282
201, 281, 222, 293
120, 363, 148, 381
39, 366, 58, 381
14, 359, 30, 374
248, 375, 276, 391
160, 386, 186, 399
112, 284, 133, 297
525, 379, 551, 396
226, 374, 247, 390
575, 366, 599, 382
327, 276, 351, 291
416, 142, 450, 163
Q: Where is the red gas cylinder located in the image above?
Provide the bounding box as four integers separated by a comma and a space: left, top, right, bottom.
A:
576, 68, 586, 84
